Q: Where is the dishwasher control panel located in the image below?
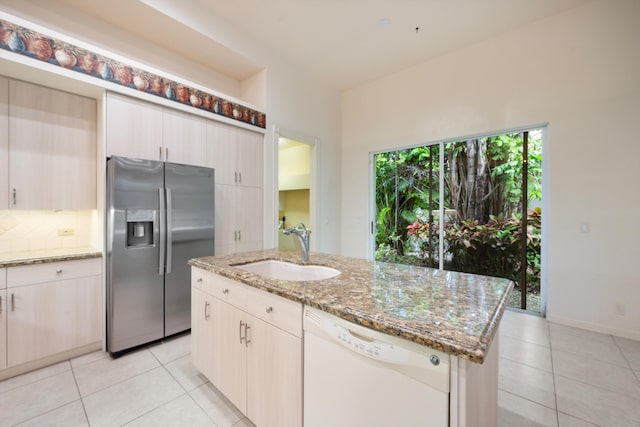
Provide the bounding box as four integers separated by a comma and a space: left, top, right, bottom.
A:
303, 306, 450, 394
325, 321, 410, 364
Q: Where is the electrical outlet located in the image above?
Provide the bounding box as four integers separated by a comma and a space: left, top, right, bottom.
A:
615, 304, 625, 316
58, 228, 75, 236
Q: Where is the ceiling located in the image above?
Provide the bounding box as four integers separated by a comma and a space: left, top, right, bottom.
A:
58, 0, 589, 90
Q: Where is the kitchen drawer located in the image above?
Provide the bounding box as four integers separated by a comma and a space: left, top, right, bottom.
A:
192, 268, 213, 294
0, 267, 5, 289
211, 273, 247, 310
7, 258, 101, 287
247, 286, 302, 338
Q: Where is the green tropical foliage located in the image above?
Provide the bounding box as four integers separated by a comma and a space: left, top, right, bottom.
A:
374, 130, 542, 300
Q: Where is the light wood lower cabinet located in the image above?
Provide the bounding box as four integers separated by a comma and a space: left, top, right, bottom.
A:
211, 297, 248, 412
3, 258, 101, 371
191, 267, 302, 427
191, 286, 215, 381
246, 312, 302, 427
0, 267, 6, 370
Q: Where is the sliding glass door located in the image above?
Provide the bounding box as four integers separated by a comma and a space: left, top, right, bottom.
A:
373, 129, 542, 312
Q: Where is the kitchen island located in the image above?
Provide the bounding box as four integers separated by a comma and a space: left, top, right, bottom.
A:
189, 249, 513, 427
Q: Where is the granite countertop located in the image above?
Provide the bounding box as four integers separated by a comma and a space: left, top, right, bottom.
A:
0, 247, 103, 268
189, 249, 513, 364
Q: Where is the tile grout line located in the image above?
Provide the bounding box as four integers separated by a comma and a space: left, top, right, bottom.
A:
75, 350, 162, 400
187, 384, 223, 427
547, 320, 561, 427
0, 361, 72, 396
151, 349, 222, 427
498, 388, 558, 413
69, 360, 91, 426
549, 326, 640, 425
612, 336, 640, 385
3, 361, 82, 426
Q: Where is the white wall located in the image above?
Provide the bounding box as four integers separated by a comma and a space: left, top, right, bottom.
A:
264, 61, 342, 254
341, 0, 640, 339
0, 0, 342, 255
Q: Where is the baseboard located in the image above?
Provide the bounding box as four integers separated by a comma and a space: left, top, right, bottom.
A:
546, 314, 640, 341
0, 341, 102, 381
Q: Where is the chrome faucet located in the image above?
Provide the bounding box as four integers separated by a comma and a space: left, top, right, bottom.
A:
283, 222, 310, 262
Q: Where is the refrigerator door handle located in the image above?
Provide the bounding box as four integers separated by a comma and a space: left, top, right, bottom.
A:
166, 188, 173, 275
158, 187, 166, 275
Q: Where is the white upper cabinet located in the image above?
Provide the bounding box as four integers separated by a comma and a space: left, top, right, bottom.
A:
0, 77, 8, 210
8, 80, 96, 209
105, 92, 163, 161
107, 92, 231, 169
235, 128, 263, 188
207, 118, 264, 256
206, 121, 263, 187
162, 108, 207, 167
206, 120, 237, 185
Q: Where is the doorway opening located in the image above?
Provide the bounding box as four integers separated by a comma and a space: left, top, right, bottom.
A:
278, 137, 312, 250
372, 128, 544, 313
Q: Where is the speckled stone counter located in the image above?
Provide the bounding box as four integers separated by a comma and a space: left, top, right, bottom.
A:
0, 248, 102, 268
189, 249, 513, 364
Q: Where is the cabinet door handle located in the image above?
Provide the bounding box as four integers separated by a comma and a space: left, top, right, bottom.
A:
159, 146, 162, 161
197, 278, 203, 283
234, 230, 237, 242
222, 288, 229, 295
238, 230, 241, 242
12, 188, 16, 206
0, 295, 2, 315
239, 320, 245, 344
245, 323, 251, 347
11, 293, 15, 312
234, 172, 237, 184
265, 306, 273, 313
204, 301, 210, 320
166, 147, 169, 161
56, 269, 63, 274
238, 172, 242, 184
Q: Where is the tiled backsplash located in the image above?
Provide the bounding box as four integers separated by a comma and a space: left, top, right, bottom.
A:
0, 210, 99, 254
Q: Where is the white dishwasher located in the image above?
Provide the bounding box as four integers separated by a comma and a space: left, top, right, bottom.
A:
304, 307, 450, 427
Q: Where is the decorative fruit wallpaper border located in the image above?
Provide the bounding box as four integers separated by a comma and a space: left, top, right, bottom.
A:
0, 18, 266, 129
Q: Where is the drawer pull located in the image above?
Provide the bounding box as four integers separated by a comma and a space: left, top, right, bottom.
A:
265, 306, 273, 313
11, 293, 15, 312
204, 301, 210, 320
239, 320, 245, 344
197, 278, 203, 283
222, 288, 229, 295
56, 269, 63, 274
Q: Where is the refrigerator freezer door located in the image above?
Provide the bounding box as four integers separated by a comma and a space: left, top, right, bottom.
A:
164, 162, 215, 336
107, 157, 165, 353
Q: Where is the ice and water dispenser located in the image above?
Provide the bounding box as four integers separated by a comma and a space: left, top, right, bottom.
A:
126, 209, 156, 247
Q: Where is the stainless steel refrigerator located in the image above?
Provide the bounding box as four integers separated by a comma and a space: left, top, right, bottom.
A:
106, 156, 214, 355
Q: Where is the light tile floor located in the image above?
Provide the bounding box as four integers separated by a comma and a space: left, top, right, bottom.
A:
0, 311, 639, 426
0, 333, 255, 427
498, 309, 640, 427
